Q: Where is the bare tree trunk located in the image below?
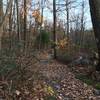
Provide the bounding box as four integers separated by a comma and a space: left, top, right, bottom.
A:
89, 0, 100, 71
0, 0, 3, 50
79, 0, 85, 49
9, 1, 13, 49
15, 0, 20, 40
39, 0, 44, 51
53, 0, 57, 59
66, 0, 69, 36
0, 0, 13, 27
24, 0, 27, 49
0, 0, 13, 50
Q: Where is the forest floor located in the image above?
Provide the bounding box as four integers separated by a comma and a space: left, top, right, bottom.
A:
27, 51, 100, 100
0, 51, 100, 100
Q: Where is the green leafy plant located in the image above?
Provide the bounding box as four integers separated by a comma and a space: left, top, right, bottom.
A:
44, 95, 57, 100
76, 75, 94, 85
37, 30, 50, 44
95, 83, 100, 90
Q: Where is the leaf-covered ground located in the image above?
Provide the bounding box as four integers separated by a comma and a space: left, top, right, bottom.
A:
32, 60, 100, 100
0, 51, 100, 100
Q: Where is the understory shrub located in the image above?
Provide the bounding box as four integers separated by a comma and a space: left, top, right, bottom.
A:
35, 30, 50, 49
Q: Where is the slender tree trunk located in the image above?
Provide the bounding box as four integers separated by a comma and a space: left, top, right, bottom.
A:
24, 0, 27, 49
0, 0, 13, 50
15, 0, 20, 40
9, 2, 13, 49
80, 1, 85, 49
53, 0, 57, 59
0, 0, 3, 50
89, 0, 100, 71
39, 0, 44, 50
66, 0, 69, 36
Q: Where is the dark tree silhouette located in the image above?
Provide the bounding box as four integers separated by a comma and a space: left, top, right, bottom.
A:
53, 0, 57, 59
89, 0, 100, 71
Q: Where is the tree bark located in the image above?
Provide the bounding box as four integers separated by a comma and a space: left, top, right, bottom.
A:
23, 0, 27, 49
53, 0, 57, 59
15, 0, 20, 40
0, 0, 3, 50
66, 0, 69, 36
89, 0, 100, 71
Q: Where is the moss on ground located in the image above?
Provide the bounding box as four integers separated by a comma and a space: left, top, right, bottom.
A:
75, 74, 94, 85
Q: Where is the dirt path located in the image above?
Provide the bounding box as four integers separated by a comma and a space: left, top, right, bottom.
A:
28, 56, 100, 100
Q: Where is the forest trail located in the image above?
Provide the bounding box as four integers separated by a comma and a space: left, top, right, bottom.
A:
28, 51, 100, 100
0, 51, 100, 100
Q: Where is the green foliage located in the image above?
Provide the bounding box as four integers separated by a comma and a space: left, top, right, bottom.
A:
44, 95, 57, 100
37, 30, 50, 44
42, 30, 50, 43
0, 58, 17, 76
57, 49, 74, 63
95, 83, 100, 90
76, 75, 94, 85
0, 48, 17, 77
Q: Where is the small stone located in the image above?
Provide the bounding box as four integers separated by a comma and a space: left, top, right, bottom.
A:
15, 90, 21, 96
93, 89, 100, 95
84, 83, 88, 87
58, 96, 62, 99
